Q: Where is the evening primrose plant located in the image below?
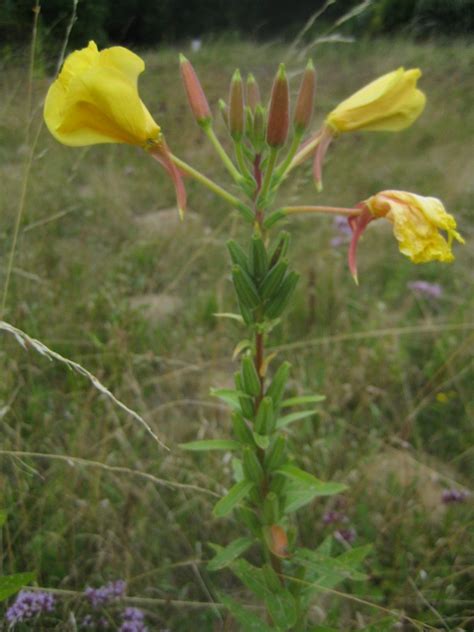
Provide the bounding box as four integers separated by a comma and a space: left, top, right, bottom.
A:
44, 42, 464, 630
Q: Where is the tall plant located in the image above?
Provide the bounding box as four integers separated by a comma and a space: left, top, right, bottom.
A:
43, 42, 463, 629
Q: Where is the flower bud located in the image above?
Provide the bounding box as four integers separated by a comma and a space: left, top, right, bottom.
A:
294, 59, 316, 133
179, 54, 212, 126
229, 69, 245, 141
266, 64, 289, 148
246, 73, 261, 112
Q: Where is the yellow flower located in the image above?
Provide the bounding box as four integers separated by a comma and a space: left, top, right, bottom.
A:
44, 41, 160, 147
364, 190, 464, 263
326, 67, 426, 133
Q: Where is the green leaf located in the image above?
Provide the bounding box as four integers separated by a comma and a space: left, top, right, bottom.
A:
252, 432, 270, 449
0, 573, 35, 602
230, 558, 269, 599
275, 410, 316, 430
283, 482, 348, 514
213, 480, 254, 518
277, 465, 347, 512
210, 387, 250, 410
232, 338, 252, 360
316, 535, 333, 557
281, 394, 325, 408
0, 510, 6, 527
265, 589, 298, 630
179, 439, 240, 451
218, 594, 274, 632
232, 457, 244, 482
277, 464, 326, 488
294, 547, 368, 582
230, 560, 297, 630
213, 312, 244, 323
208, 537, 255, 571
337, 544, 372, 568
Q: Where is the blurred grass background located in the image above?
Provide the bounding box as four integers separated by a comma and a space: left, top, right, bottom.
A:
0, 31, 473, 631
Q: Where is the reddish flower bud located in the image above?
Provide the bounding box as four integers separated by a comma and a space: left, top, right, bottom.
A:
294, 59, 316, 133
179, 54, 212, 126
266, 64, 289, 148
229, 69, 245, 141
246, 73, 261, 112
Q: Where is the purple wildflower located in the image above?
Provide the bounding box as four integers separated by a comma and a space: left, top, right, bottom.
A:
407, 280, 443, 299
442, 488, 469, 504
84, 580, 127, 608
80, 614, 112, 629
323, 511, 341, 524
81, 614, 95, 628
119, 607, 148, 632
334, 527, 356, 544
6, 590, 55, 626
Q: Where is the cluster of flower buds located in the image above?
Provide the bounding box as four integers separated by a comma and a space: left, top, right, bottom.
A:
180, 55, 316, 202
182, 56, 316, 147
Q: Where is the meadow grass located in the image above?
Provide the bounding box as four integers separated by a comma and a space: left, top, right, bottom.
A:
0, 36, 473, 630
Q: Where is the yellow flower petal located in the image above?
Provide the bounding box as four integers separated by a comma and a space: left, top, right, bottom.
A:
44, 41, 160, 147
326, 67, 426, 133
364, 191, 464, 264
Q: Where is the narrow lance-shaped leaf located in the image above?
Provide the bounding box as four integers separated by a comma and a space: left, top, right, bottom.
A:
281, 394, 325, 408
179, 439, 240, 451
213, 480, 254, 518
276, 409, 316, 430
207, 537, 255, 571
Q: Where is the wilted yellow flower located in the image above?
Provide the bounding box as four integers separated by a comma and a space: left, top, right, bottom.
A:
326, 67, 426, 133
44, 41, 160, 147
347, 190, 464, 283
365, 191, 464, 263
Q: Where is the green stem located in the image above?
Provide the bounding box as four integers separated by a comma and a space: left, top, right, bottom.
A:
287, 130, 323, 173
283, 205, 362, 217
258, 147, 279, 207
252, 198, 285, 588
169, 154, 250, 215
234, 140, 253, 181
274, 130, 303, 182
203, 124, 243, 184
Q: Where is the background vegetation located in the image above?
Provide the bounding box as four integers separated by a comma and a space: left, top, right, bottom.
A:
1, 0, 474, 50
0, 3, 473, 630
